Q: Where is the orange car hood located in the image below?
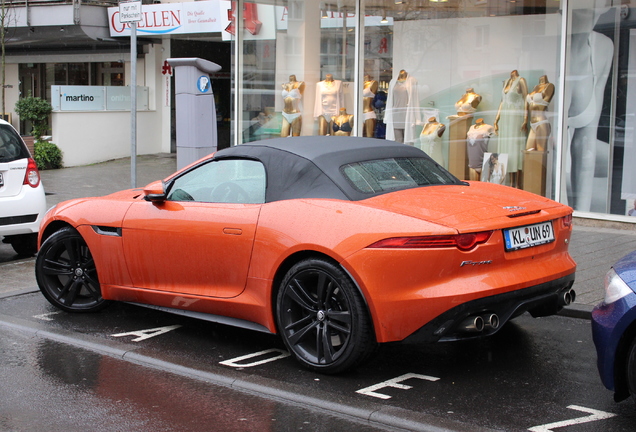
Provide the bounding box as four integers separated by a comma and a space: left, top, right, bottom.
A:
360, 182, 565, 230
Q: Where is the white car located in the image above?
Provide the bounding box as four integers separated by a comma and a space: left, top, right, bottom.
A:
0, 119, 46, 256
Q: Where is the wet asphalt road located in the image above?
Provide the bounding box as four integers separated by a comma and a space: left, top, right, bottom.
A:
0, 325, 394, 432
1, 291, 635, 431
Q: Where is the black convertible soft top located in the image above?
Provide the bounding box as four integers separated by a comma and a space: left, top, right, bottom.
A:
212, 136, 458, 202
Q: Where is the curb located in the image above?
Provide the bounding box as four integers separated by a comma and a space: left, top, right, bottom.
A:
559, 303, 593, 320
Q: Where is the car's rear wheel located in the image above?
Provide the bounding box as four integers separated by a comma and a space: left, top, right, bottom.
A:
35, 227, 108, 313
276, 258, 375, 374
8, 233, 38, 256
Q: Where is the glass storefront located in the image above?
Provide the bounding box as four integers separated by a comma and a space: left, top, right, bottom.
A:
231, 0, 636, 222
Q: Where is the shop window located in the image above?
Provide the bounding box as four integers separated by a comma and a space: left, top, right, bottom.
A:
230, 0, 636, 220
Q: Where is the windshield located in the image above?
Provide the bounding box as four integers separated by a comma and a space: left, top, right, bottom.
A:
341, 157, 462, 194
0, 125, 29, 163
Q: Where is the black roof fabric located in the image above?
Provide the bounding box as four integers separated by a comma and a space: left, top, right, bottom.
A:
213, 137, 430, 202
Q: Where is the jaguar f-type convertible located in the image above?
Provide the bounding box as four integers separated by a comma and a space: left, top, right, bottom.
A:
36, 137, 576, 373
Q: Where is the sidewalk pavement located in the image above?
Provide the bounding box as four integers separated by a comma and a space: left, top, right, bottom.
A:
2, 153, 635, 317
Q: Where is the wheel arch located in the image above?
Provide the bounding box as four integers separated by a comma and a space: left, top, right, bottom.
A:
270, 250, 375, 339
39, 220, 77, 246
613, 319, 636, 402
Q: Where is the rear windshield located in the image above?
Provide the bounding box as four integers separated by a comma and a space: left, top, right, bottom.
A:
341, 157, 462, 194
0, 125, 29, 163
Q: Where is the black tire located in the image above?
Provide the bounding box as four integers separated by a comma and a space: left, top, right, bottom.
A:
9, 233, 38, 256
627, 337, 636, 406
276, 258, 376, 374
35, 227, 109, 313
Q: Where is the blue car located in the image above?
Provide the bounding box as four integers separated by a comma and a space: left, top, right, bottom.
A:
592, 250, 636, 403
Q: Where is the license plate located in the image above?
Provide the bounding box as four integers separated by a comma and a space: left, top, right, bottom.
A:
503, 221, 554, 251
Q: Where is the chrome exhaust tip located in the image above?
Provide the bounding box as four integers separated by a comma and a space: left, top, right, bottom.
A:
482, 313, 500, 330
459, 315, 484, 333
560, 289, 575, 306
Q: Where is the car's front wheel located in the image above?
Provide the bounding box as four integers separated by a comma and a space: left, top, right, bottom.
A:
276, 258, 376, 374
35, 227, 108, 313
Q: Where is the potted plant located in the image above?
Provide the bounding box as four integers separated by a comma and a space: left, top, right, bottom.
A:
15, 94, 62, 169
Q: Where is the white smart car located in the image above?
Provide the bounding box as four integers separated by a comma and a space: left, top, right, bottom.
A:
0, 119, 46, 256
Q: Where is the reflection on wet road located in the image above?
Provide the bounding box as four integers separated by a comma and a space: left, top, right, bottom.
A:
0, 327, 391, 432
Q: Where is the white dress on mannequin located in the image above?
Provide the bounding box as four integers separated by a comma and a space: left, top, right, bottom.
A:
497, 75, 526, 173
314, 79, 343, 123
385, 74, 421, 144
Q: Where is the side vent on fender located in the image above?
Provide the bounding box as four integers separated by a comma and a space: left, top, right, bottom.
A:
92, 226, 123, 237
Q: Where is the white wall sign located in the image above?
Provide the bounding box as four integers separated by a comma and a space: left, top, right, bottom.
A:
119, 1, 142, 23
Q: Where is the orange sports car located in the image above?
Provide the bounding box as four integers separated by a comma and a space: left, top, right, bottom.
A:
35, 137, 576, 373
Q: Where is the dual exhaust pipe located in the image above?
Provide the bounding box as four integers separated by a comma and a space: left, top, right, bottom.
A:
559, 288, 576, 306
459, 313, 500, 333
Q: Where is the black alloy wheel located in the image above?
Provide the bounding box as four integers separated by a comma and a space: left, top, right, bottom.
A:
35, 227, 108, 313
276, 258, 375, 374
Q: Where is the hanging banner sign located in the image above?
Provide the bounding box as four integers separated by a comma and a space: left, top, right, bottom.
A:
108, 0, 224, 36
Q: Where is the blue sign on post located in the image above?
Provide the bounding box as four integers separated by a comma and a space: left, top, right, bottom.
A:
197, 76, 211, 93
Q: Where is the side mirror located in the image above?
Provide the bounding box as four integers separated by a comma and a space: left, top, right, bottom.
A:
143, 181, 167, 202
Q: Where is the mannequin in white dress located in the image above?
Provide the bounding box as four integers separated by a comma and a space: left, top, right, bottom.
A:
314, 74, 344, 136
385, 70, 421, 144
494, 70, 529, 188
418, 117, 445, 165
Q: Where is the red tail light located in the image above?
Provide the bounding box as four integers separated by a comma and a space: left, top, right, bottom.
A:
368, 231, 493, 251
23, 158, 41, 188
561, 214, 573, 229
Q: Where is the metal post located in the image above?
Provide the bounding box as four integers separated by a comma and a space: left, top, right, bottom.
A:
130, 21, 137, 188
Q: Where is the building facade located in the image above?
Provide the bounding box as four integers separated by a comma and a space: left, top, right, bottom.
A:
4, 0, 636, 224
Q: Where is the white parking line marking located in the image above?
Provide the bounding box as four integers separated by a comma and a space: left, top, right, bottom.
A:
33, 312, 63, 321
220, 349, 290, 368
112, 325, 182, 342
356, 373, 440, 400
528, 405, 617, 431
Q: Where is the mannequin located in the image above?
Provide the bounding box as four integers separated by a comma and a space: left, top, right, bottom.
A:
455, 88, 482, 116
526, 75, 555, 152
466, 118, 495, 181
281, 74, 305, 137
565, 1, 613, 211
418, 116, 445, 165
362, 75, 379, 138
494, 70, 528, 188
314, 74, 344, 136
332, 108, 354, 136
385, 69, 421, 144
